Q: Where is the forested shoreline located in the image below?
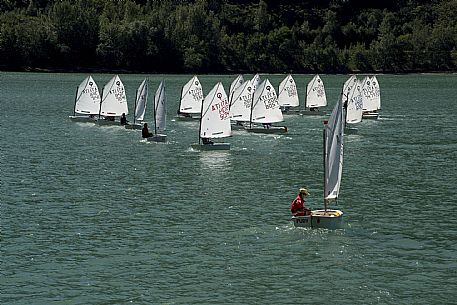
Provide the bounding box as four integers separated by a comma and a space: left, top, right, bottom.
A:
1, 0, 456, 73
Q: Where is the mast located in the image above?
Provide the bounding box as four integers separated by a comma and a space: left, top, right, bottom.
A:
98, 88, 104, 120
197, 83, 206, 144
154, 83, 161, 136
73, 86, 78, 116
133, 89, 138, 125
249, 84, 256, 129
323, 119, 328, 211
178, 85, 184, 114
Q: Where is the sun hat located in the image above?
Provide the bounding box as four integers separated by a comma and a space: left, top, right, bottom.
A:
299, 188, 309, 196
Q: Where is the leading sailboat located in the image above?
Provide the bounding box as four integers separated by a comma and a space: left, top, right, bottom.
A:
292, 95, 345, 229
191, 82, 231, 150
69, 75, 100, 122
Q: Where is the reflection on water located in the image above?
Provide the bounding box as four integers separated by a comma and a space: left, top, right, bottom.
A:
198, 151, 231, 170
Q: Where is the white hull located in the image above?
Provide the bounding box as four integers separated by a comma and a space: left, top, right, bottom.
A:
147, 134, 167, 142
300, 109, 326, 116
292, 209, 344, 229
191, 143, 230, 151
95, 119, 122, 126
362, 111, 379, 119
280, 107, 300, 114
245, 126, 288, 134
176, 114, 200, 121
230, 123, 247, 130
69, 115, 96, 123
124, 123, 143, 130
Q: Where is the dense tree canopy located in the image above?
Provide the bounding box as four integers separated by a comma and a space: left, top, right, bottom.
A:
0, 0, 456, 73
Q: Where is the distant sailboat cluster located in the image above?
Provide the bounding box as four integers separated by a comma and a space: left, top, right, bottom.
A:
70, 73, 381, 148
70, 75, 167, 142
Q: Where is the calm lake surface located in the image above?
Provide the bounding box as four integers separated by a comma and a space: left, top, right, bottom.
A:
1, 72, 457, 304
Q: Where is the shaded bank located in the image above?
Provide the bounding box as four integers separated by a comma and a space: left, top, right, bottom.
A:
1, 0, 456, 73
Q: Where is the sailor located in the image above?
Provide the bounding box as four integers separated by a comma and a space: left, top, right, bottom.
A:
290, 188, 310, 216
142, 123, 153, 138
202, 137, 214, 145
120, 113, 128, 125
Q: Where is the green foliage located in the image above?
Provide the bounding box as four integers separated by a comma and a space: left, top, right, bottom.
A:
1, 0, 456, 72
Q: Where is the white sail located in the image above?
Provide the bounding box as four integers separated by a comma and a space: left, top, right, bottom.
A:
251, 73, 262, 92
200, 82, 231, 139
361, 76, 379, 112
371, 76, 381, 110
306, 74, 327, 108
324, 97, 345, 200
154, 81, 166, 133
100, 75, 128, 116
251, 79, 284, 124
229, 74, 244, 103
134, 79, 148, 122
229, 80, 253, 122
74, 76, 100, 114
344, 76, 363, 124
179, 75, 203, 114
278, 74, 299, 107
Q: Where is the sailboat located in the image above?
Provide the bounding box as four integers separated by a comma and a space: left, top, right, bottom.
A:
278, 74, 300, 113
301, 74, 327, 115
191, 82, 231, 151
361, 76, 381, 119
96, 75, 128, 125
343, 75, 363, 134
245, 79, 287, 134
251, 73, 262, 92
292, 96, 345, 229
147, 81, 167, 142
229, 79, 253, 129
176, 75, 203, 120
125, 79, 148, 130
69, 75, 100, 122
228, 74, 244, 105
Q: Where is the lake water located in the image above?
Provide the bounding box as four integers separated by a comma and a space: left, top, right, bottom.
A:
2, 72, 457, 304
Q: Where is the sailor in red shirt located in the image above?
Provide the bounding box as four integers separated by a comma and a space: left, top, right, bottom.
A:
290, 188, 310, 216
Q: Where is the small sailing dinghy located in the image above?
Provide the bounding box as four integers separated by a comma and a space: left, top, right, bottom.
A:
96, 75, 128, 126
125, 79, 148, 130
301, 74, 327, 115
245, 79, 287, 134
229, 79, 253, 130
69, 76, 100, 122
147, 81, 167, 142
278, 74, 300, 113
343, 75, 363, 135
177, 75, 203, 120
361, 76, 381, 119
228, 74, 244, 105
292, 96, 345, 229
191, 82, 231, 151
